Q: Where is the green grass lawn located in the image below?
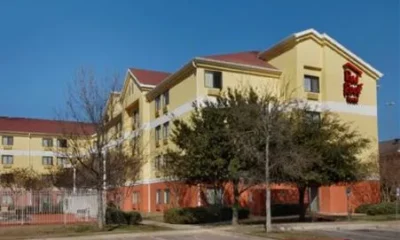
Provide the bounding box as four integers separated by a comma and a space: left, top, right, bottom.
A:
0, 224, 172, 240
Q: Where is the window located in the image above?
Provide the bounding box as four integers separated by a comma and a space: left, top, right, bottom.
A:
132, 192, 140, 204
57, 157, 68, 166
306, 111, 321, 122
156, 189, 162, 204
116, 121, 122, 137
205, 71, 222, 89
42, 156, 53, 165
2, 136, 13, 146
132, 110, 139, 129
163, 90, 169, 106
164, 189, 170, 204
155, 126, 161, 143
1, 155, 13, 165
304, 75, 320, 93
155, 96, 161, 112
57, 139, 68, 148
154, 155, 162, 171
42, 138, 53, 147
163, 122, 169, 139
1, 195, 13, 205
206, 188, 223, 205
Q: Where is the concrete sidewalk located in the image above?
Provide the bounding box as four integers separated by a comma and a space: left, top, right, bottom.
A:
251, 220, 400, 231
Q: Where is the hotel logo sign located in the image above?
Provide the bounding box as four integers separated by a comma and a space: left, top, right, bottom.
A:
343, 63, 363, 104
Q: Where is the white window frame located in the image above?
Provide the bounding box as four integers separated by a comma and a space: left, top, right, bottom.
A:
42, 138, 53, 147
304, 75, 320, 93
155, 126, 161, 142
163, 90, 169, 106
132, 191, 140, 204
1, 155, 13, 165
2, 136, 13, 146
57, 139, 68, 148
204, 71, 222, 89
156, 189, 162, 204
155, 96, 161, 111
164, 189, 170, 204
163, 122, 169, 139
42, 156, 53, 166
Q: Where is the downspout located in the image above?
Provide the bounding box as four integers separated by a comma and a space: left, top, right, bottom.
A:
192, 60, 199, 108
148, 181, 151, 213
192, 60, 202, 207
28, 133, 31, 167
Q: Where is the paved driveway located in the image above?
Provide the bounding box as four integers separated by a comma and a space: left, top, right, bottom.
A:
320, 229, 400, 240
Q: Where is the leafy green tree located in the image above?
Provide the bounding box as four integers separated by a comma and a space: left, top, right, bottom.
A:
164, 87, 296, 226
283, 107, 371, 221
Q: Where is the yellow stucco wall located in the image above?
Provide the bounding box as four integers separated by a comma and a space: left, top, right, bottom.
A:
1, 32, 381, 181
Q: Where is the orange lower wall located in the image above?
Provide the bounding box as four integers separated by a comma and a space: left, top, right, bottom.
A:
319, 181, 380, 214
108, 180, 380, 215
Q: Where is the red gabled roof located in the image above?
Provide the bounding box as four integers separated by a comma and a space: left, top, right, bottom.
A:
129, 68, 171, 86
0, 117, 95, 136
201, 51, 278, 70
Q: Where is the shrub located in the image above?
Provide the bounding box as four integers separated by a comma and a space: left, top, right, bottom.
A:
106, 207, 126, 225
355, 203, 374, 214
163, 206, 249, 224
271, 204, 300, 217
105, 207, 142, 225
124, 211, 142, 225
366, 202, 396, 215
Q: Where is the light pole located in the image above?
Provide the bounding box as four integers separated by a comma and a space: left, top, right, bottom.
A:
73, 167, 76, 194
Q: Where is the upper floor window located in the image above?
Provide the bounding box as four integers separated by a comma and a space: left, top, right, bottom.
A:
163, 122, 169, 139
2, 136, 13, 146
155, 96, 161, 112
155, 126, 161, 144
154, 155, 162, 171
132, 110, 140, 129
1, 155, 13, 165
57, 157, 68, 166
163, 90, 169, 106
42, 156, 53, 166
205, 71, 222, 89
304, 75, 320, 93
57, 139, 68, 148
305, 111, 321, 122
42, 138, 53, 147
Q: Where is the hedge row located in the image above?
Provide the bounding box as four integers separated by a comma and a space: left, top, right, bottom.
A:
164, 206, 250, 224
355, 202, 397, 215
106, 207, 142, 225
271, 204, 301, 217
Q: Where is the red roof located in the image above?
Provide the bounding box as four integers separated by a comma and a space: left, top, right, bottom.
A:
129, 68, 170, 86
0, 117, 95, 136
202, 51, 277, 70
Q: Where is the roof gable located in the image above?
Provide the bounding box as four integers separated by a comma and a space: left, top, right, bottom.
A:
128, 68, 170, 87
259, 29, 383, 79
201, 51, 278, 70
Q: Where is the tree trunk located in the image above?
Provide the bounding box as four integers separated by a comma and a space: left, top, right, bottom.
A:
232, 181, 240, 225
298, 186, 306, 222
97, 188, 105, 229
265, 134, 272, 232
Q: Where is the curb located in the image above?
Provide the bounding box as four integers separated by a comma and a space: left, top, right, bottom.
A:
38, 229, 209, 240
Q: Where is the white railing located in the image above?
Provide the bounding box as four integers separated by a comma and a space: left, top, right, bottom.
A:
0, 189, 98, 225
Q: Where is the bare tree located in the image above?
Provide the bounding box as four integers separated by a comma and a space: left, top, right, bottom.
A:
56, 68, 144, 229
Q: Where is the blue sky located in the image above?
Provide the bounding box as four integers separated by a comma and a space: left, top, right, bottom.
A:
0, 0, 399, 140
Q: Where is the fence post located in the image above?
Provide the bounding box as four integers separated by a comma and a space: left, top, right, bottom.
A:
20, 192, 24, 225
63, 192, 67, 226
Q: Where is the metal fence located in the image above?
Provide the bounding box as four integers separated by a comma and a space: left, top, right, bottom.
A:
0, 189, 98, 225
